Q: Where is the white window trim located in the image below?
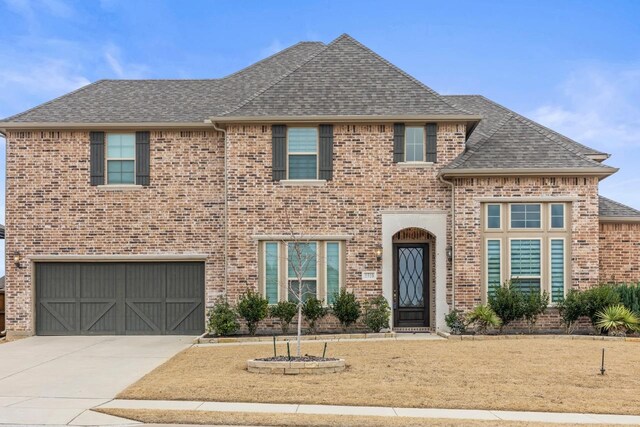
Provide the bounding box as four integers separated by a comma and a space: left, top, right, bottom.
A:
263, 241, 280, 304
549, 203, 566, 230
485, 238, 503, 294
280, 179, 326, 186
549, 237, 567, 303
285, 241, 319, 303
106, 133, 136, 185
404, 126, 426, 163
286, 127, 319, 180
508, 203, 543, 231
508, 237, 543, 291
485, 203, 503, 231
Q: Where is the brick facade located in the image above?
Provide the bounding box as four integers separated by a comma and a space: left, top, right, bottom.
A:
599, 222, 640, 283
2, 124, 619, 334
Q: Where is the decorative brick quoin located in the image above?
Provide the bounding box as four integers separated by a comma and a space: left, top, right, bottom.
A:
1, 34, 638, 336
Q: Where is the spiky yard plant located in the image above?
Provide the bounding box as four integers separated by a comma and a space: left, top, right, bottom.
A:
596, 304, 640, 336
467, 304, 502, 334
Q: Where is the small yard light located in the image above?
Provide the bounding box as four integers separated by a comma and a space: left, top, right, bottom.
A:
375, 244, 383, 261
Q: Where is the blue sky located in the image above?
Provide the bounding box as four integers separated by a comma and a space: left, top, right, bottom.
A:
0, 0, 639, 275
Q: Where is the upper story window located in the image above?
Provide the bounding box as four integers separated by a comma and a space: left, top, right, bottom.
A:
550, 204, 565, 229
510, 204, 541, 229
106, 133, 135, 185
487, 204, 502, 229
287, 128, 318, 179
404, 127, 425, 162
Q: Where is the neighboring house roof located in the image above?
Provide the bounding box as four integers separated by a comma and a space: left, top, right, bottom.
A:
444, 95, 608, 160
0, 276, 4, 292
215, 34, 474, 120
599, 196, 640, 222
0, 224, 4, 239
0, 41, 326, 124
440, 96, 617, 177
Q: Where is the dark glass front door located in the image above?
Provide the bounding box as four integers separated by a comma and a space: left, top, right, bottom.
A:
393, 243, 429, 327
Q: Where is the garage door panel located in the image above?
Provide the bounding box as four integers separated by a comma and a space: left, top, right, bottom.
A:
37, 262, 204, 336
81, 302, 116, 333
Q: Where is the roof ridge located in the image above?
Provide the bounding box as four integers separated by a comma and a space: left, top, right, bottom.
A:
509, 113, 609, 169
474, 95, 606, 157
336, 35, 474, 116
221, 40, 324, 80
600, 195, 640, 216
1, 80, 106, 123
219, 39, 332, 117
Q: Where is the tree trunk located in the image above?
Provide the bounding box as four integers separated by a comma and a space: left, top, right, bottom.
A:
297, 304, 302, 357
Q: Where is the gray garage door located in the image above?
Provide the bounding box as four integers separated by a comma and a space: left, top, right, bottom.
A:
36, 262, 204, 335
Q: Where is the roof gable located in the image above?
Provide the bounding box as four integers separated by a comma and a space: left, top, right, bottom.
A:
221, 34, 472, 118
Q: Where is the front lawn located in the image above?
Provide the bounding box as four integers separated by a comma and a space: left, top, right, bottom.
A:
120, 339, 640, 415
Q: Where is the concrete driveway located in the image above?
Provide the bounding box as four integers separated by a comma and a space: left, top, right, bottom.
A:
0, 335, 193, 425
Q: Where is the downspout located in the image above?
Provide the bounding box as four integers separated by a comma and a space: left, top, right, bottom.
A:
438, 174, 456, 311
209, 121, 228, 299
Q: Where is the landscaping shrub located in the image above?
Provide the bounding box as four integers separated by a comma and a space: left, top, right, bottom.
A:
467, 304, 501, 334
615, 283, 640, 315
269, 301, 298, 334
444, 309, 467, 335
207, 298, 239, 336
596, 304, 639, 336
488, 280, 525, 331
522, 291, 549, 333
556, 289, 585, 334
331, 288, 361, 332
582, 285, 620, 329
236, 289, 269, 335
301, 296, 328, 334
362, 296, 391, 332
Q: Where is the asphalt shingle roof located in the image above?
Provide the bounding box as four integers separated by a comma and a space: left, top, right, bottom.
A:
1, 41, 326, 123
599, 196, 640, 218
221, 34, 472, 118
445, 95, 606, 158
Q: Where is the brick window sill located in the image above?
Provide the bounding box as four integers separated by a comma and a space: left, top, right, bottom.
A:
397, 162, 435, 168
280, 180, 327, 187
97, 184, 144, 191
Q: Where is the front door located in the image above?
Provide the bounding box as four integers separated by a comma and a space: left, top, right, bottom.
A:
393, 243, 429, 327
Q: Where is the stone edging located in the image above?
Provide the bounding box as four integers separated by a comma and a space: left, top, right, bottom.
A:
195, 332, 395, 344
247, 358, 346, 375
437, 331, 640, 342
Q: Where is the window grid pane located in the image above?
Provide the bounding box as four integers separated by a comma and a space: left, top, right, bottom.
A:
551, 204, 564, 229
288, 280, 317, 303
107, 134, 135, 158
288, 128, 318, 153
511, 204, 541, 228
265, 243, 279, 304
405, 127, 424, 162
288, 155, 317, 179
287, 242, 317, 278
107, 160, 135, 184
326, 243, 340, 304
487, 240, 501, 298
551, 239, 565, 302
487, 205, 501, 229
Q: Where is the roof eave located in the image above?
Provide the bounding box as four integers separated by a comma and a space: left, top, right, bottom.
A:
439, 167, 619, 178
600, 216, 640, 223
0, 122, 213, 131
208, 114, 482, 124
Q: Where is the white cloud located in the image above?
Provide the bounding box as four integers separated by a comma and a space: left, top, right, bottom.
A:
260, 39, 285, 58
104, 43, 149, 79
530, 65, 640, 149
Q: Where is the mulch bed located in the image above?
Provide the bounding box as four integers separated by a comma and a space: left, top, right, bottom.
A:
255, 355, 339, 362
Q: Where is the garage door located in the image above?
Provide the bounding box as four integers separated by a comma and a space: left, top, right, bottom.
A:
36, 262, 204, 335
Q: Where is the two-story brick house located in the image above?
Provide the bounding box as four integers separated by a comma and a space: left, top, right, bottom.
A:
2, 34, 639, 336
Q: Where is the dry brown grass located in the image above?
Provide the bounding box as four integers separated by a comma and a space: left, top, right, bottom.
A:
119, 339, 640, 415
97, 408, 593, 427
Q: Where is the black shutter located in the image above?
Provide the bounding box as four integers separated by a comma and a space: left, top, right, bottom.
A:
136, 131, 150, 186
393, 123, 405, 163
426, 123, 437, 163
272, 125, 287, 181
319, 124, 333, 181
89, 131, 105, 186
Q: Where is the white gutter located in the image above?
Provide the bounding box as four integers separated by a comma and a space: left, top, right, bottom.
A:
209, 121, 229, 300
208, 114, 482, 124
438, 174, 456, 311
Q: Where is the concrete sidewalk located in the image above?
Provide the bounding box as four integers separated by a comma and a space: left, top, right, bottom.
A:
96, 399, 640, 425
